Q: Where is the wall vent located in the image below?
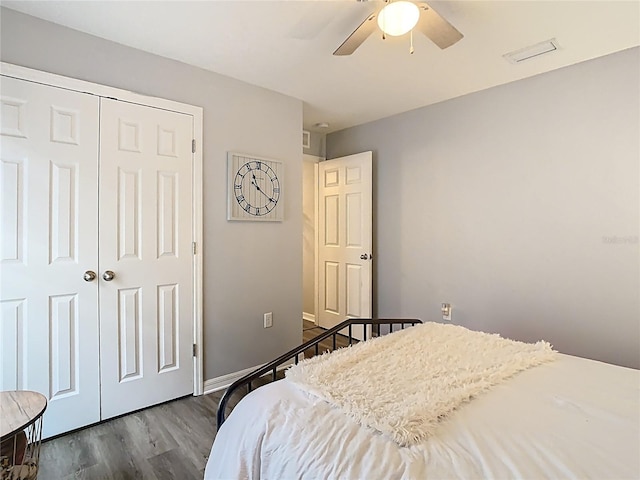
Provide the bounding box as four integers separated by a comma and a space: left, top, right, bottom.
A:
503, 38, 560, 64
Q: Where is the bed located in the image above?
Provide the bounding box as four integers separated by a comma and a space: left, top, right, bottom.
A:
204, 318, 639, 479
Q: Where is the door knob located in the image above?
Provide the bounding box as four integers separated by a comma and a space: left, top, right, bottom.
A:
102, 270, 115, 281
83, 270, 97, 282
360, 254, 371, 260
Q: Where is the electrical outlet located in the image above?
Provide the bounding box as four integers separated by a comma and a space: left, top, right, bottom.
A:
442, 303, 452, 321
264, 312, 273, 328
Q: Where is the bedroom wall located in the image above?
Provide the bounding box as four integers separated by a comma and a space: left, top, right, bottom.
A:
303, 131, 325, 158
327, 47, 640, 369
0, 7, 303, 380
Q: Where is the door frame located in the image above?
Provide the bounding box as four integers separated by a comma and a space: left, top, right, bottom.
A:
302, 154, 322, 325
0, 62, 205, 395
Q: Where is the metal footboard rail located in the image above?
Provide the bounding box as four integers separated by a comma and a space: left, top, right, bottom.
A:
216, 317, 422, 429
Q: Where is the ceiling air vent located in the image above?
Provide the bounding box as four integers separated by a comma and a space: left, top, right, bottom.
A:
503, 38, 560, 64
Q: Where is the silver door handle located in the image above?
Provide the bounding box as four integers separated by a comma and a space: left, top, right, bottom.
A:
83, 270, 97, 282
102, 270, 115, 281
360, 254, 372, 260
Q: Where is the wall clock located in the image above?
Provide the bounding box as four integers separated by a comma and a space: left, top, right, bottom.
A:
227, 152, 284, 221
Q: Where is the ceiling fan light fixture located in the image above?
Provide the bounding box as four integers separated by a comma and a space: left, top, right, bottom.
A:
377, 1, 420, 37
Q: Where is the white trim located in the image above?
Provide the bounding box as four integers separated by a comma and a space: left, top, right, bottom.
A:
302, 154, 323, 327
203, 360, 297, 395
203, 364, 262, 395
314, 161, 320, 327
1, 61, 205, 397
0, 62, 202, 117
192, 109, 205, 396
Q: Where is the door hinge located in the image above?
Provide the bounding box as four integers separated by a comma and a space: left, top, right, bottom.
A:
193, 344, 197, 357
192, 139, 196, 153
192, 242, 197, 255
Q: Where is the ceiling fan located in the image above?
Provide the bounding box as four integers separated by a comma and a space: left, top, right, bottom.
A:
334, 0, 463, 56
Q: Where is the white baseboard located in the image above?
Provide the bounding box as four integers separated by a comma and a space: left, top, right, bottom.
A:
203, 364, 262, 395
303, 312, 316, 323
203, 358, 300, 396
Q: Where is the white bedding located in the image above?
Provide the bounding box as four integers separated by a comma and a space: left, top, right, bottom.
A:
205, 354, 639, 480
286, 321, 556, 446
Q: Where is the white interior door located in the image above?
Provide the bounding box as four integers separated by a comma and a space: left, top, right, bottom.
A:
317, 152, 372, 339
98, 98, 194, 419
0, 76, 101, 437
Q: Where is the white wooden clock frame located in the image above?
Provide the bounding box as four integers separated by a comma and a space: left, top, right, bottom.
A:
227, 151, 284, 222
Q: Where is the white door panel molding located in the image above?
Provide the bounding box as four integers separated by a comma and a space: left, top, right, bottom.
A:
0, 63, 204, 438
317, 152, 372, 340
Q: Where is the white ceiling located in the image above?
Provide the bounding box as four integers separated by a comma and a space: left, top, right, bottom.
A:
5, 0, 639, 133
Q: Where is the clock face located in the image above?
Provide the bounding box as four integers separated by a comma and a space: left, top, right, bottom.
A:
233, 161, 281, 217
227, 153, 283, 222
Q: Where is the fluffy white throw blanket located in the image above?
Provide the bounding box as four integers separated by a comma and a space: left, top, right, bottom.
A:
286, 322, 556, 446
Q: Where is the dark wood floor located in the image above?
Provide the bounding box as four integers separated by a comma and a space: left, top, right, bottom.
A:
37, 320, 334, 479
39, 392, 220, 480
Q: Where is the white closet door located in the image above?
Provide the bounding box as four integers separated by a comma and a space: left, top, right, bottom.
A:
0, 76, 101, 437
98, 99, 194, 418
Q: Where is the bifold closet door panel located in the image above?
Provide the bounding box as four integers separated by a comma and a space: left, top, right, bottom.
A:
98, 98, 194, 419
0, 76, 101, 438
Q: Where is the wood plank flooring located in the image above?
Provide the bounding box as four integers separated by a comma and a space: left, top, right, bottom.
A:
37, 320, 335, 479
39, 393, 219, 479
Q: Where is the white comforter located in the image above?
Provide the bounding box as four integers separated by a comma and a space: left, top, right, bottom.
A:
205, 354, 639, 479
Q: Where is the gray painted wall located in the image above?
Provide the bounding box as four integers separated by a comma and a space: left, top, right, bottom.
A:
328, 47, 639, 369
303, 131, 325, 158
1, 8, 303, 379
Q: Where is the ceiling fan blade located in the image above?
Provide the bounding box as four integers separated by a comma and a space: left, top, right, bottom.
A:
416, 2, 463, 49
333, 13, 378, 56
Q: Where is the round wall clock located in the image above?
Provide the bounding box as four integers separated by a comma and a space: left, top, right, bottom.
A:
227, 152, 284, 221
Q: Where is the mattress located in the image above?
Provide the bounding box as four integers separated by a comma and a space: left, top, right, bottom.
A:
204, 354, 639, 479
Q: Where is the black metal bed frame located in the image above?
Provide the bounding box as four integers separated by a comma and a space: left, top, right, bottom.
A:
216, 317, 422, 429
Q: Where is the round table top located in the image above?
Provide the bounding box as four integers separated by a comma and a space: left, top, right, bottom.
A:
0, 391, 47, 440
